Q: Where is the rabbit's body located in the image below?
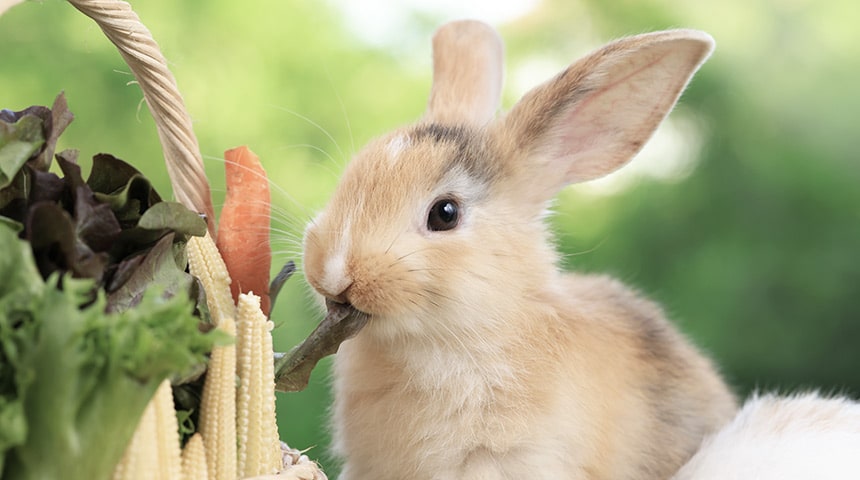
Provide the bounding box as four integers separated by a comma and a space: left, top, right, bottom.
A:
304, 21, 737, 479
331, 274, 734, 479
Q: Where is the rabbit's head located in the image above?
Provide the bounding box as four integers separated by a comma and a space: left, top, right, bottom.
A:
303, 20, 714, 342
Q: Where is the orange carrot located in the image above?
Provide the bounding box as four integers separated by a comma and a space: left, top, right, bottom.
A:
216, 146, 272, 315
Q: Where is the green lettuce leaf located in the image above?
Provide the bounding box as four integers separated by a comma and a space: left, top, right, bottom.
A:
0, 224, 222, 479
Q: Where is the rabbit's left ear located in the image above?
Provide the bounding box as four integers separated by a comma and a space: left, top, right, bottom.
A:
424, 20, 504, 126
493, 29, 714, 195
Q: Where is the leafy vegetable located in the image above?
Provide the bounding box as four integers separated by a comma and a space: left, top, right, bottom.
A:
0, 93, 206, 312
0, 93, 72, 189
0, 224, 221, 479
0, 94, 220, 479
0, 114, 43, 189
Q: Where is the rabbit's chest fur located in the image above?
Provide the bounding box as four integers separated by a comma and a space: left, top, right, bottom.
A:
329, 274, 736, 480
331, 332, 592, 479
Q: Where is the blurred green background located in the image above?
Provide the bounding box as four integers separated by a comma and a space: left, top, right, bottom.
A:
2, 0, 858, 475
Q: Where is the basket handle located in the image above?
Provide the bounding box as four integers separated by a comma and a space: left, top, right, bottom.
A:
67, 0, 216, 233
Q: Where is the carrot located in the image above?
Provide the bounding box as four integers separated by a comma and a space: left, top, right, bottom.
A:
216, 146, 272, 315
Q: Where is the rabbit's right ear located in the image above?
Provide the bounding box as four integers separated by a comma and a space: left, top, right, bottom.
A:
492, 30, 714, 202
425, 20, 504, 126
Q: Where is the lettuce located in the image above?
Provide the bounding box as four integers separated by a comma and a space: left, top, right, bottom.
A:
0, 95, 221, 479
0, 94, 207, 312
0, 225, 218, 479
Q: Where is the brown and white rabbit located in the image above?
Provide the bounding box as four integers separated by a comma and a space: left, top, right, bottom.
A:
303, 20, 737, 479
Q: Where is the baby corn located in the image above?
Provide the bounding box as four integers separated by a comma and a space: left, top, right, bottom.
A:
198, 315, 238, 480
110, 231, 327, 479
187, 231, 235, 327
180, 433, 208, 480
236, 293, 282, 477
112, 380, 182, 480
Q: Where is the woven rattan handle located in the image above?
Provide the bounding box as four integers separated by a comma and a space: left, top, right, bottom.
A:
67, 0, 216, 233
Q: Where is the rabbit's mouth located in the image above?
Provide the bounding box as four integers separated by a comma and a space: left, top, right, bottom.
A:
274, 300, 369, 392
318, 300, 370, 344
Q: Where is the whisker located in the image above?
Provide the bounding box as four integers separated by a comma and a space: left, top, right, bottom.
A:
391, 246, 435, 265
268, 104, 347, 165
384, 229, 404, 255
201, 154, 319, 224
324, 65, 356, 157
562, 235, 609, 259
276, 143, 341, 167
406, 267, 448, 273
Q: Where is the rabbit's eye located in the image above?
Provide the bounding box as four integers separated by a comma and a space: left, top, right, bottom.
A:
427, 198, 460, 232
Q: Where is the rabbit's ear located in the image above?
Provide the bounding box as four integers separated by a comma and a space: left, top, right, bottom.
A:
494, 30, 714, 193
425, 20, 504, 126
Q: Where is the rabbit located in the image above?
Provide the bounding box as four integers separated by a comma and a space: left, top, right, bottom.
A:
672, 392, 860, 480
302, 20, 737, 480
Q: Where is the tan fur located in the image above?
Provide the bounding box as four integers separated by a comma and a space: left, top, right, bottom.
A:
426, 20, 504, 126
303, 21, 737, 479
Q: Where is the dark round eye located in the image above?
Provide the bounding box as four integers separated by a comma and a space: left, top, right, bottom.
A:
427, 198, 460, 232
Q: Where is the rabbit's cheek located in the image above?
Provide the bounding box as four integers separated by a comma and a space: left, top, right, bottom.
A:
345, 251, 420, 318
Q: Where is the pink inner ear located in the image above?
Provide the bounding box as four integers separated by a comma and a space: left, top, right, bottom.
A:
547, 42, 708, 185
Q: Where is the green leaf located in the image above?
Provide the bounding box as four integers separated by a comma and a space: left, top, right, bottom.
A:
138, 201, 207, 237
0, 224, 51, 472
0, 222, 43, 307
0, 223, 220, 480
86, 154, 162, 229
0, 216, 22, 233
0, 115, 44, 190
106, 233, 194, 313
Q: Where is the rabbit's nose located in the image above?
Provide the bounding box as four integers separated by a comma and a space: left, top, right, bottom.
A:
316, 248, 353, 303
328, 283, 353, 306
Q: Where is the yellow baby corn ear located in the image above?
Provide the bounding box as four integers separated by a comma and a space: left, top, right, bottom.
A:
112, 380, 182, 480
187, 232, 235, 327
236, 292, 282, 477
180, 433, 208, 480
198, 316, 237, 480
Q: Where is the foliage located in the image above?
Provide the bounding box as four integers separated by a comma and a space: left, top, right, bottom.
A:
0, 224, 217, 479
0, 94, 207, 308
0, 95, 221, 479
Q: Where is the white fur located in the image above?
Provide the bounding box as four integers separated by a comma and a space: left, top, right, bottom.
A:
385, 134, 411, 164
673, 392, 860, 480
319, 218, 352, 299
